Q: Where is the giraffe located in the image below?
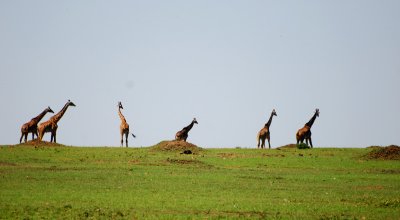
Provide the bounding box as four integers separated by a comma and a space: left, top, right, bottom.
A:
175, 118, 198, 142
37, 100, 76, 143
296, 108, 320, 148
19, 106, 54, 143
118, 102, 135, 147
257, 109, 277, 149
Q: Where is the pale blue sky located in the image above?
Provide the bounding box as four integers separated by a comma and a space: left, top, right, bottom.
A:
1, 1, 399, 148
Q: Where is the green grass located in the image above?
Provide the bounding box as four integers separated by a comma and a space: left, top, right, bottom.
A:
0, 145, 399, 219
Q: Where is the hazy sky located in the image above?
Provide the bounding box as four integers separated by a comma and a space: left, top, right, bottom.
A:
1, 1, 399, 148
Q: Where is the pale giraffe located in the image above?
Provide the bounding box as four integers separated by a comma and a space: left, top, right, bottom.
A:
257, 109, 277, 149
38, 100, 76, 143
118, 102, 136, 147
175, 118, 198, 142
296, 108, 319, 148
19, 106, 54, 143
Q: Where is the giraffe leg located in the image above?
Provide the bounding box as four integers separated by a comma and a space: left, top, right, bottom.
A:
120, 134, 124, 147
309, 137, 313, 148
261, 139, 265, 149
125, 132, 128, 147
267, 137, 271, 149
24, 133, 28, 143
257, 138, 260, 149
53, 127, 58, 143
50, 133, 54, 142
20, 133, 24, 143
38, 130, 43, 141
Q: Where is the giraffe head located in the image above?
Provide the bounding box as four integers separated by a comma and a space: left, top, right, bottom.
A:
193, 118, 198, 124
315, 108, 320, 117
68, 100, 76, 107
46, 106, 55, 114
272, 109, 277, 116
118, 101, 123, 109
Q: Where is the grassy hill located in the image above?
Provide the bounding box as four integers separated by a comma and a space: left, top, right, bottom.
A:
0, 143, 399, 219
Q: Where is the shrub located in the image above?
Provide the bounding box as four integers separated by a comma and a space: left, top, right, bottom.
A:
297, 143, 310, 149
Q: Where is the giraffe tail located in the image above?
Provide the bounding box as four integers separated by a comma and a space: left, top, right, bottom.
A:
131, 133, 136, 138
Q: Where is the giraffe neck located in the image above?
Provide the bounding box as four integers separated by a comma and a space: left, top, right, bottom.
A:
118, 108, 127, 123
31, 109, 49, 123
305, 112, 318, 128
183, 121, 195, 132
51, 103, 70, 124
265, 113, 274, 128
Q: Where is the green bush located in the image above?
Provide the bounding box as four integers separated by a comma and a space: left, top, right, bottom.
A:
297, 143, 310, 149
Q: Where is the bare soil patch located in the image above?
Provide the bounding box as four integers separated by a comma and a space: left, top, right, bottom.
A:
365, 145, 400, 160
166, 158, 201, 165
0, 161, 17, 166
150, 140, 202, 153
218, 153, 238, 159
15, 139, 65, 147
261, 153, 286, 158
165, 157, 214, 169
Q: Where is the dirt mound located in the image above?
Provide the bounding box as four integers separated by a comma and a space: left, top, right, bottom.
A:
150, 140, 202, 153
277, 144, 297, 149
365, 145, 400, 160
15, 139, 65, 147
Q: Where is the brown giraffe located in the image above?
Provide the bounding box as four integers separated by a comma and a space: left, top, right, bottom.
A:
296, 108, 319, 148
118, 102, 136, 147
37, 100, 76, 143
175, 118, 198, 142
19, 106, 54, 143
257, 109, 277, 149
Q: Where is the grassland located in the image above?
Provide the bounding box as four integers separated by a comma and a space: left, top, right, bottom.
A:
0, 143, 399, 219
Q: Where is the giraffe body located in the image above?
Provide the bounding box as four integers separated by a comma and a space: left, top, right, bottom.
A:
38, 100, 76, 143
175, 118, 198, 142
19, 107, 54, 143
296, 126, 312, 146
296, 109, 319, 148
38, 121, 59, 142
257, 109, 277, 149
